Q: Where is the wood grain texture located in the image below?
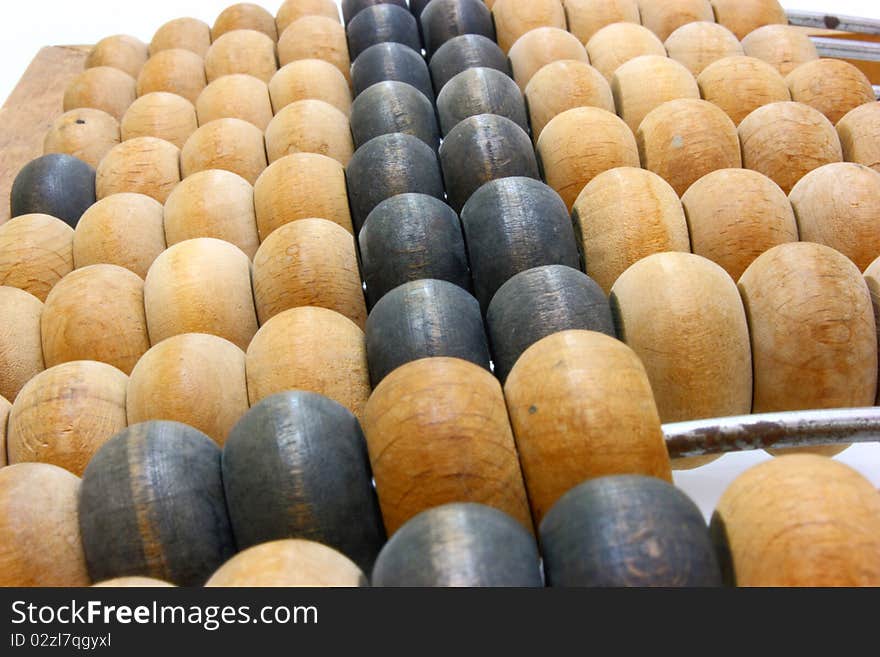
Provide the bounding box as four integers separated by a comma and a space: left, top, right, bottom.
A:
429, 34, 509, 94
180, 118, 267, 184
150, 18, 212, 58
64, 66, 137, 121
0, 214, 74, 301
196, 74, 273, 131
637, 0, 714, 41
697, 55, 790, 126
277, 0, 341, 35
491, 0, 566, 53
0, 286, 44, 403
564, 0, 640, 45
96, 137, 181, 203
863, 255, 880, 405
120, 92, 197, 149
508, 27, 588, 91
664, 22, 743, 77
347, 4, 420, 61
43, 108, 120, 169
837, 102, 880, 173
278, 16, 351, 86
205, 29, 277, 83
786, 59, 875, 126
265, 99, 353, 165
611, 55, 699, 133
585, 23, 666, 82
212, 3, 278, 42
10, 154, 96, 228
352, 42, 433, 100
136, 49, 207, 104
709, 0, 786, 40
269, 59, 352, 116
352, 80, 439, 149
741, 25, 818, 76
420, 0, 495, 59
0, 396, 7, 467
87, 35, 148, 79
437, 67, 528, 137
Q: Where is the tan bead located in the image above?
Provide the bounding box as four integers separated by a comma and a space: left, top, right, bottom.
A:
585, 22, 667, 82
180, 118, 267, 184
491, 0, 566, 53
253, 153, 353, 239
786, 59, 876, 126
505, 330, 672, 524
738, 101, 842, 194
8, 361, 128, 476
697, 55, 790, 126
564, 0, 640, 44
525, 60, 614, 140
637, 0, 715, 41
508, 27, 589, 91
196, 74, 274, 130
164, 169, 259, 259
265, 99, 353, 165
0, 287, 44, 403
136, 49, 207, 104
127, 333, 249, 446
93, 577, 175, 587
709, 0, 787, 40
43, 109, 120, 171
269, 59, 352, 116
73, 193, 166, 278
741, 24, 818, 76
864, 255, 880, 405
120, 92, 198, 148
681, 168, 797, 281
0, 395, 9, 467
96, 137, 181, 203
277, 0, 341, 35
0, 214, 74, 302
213, 3, 278, 41
150, 18, 212, 58
572, 167, 690, 293
87, 34, 149, 79
205, 29, 278, 84
664, 21, 743, 76
611, 55, 699, 133
63, 66, 137, 122
144, 238, 258, 350
277, 16, 351, 86
838, 102, 880, 173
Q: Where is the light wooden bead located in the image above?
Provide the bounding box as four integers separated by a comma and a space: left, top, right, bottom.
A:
96, 137, 181, 203
864, 255, 880, 405
8, 361, 128, 476
265, 99, 354, 165
41, 265, 149, 375
126, 333, 248, 446
163, 170, 259, 259
278, 16, 351, 86
611, 55, 699, 133
838, 102, 880, 173
346, 4, 421, 62
150, 18, 212, 58
352, 42, 433, 100
681, 169, 797, 281
585, 23, 666, 82
0, 287, 44, 403
739, 242, 877, 412
144, 238, 258, 350
64, 66, 137, 121
93, 577, 175, 587
664, 22, 743, 77
180, 118, 267, 184
786, 59, 875, 126
205, 30, 277, 84
0, 464, 90, 586
709, 0, 786, 40
43, 108, 121, 169
269, 59, 352, 116
245, 307, 370, 418
136, 49, 207, 104
253, 218, 366, 327
196, 74, 273, 131
206, 540, 366, 587
537, 107, 640, 211
0, 396, 7, 466
789, 163, 880, 272
0, 214, 74, 302
637, 0, 715, 41
741, 25, 818, 76
87, 35, 149, 79
712, 455, 880, 586
572, 167, 690, 293
524, 61, 613, 141
504, 330, 672, 524
491, 0, 566, 53
254, 153, 352, 238
738, 101, 842, 194
564, 0, 641, 44
611, 252, 752, 422
429, 34, 510, 94
120, 92, 198, 148
697, 55, 790, 126
213, 3, 278, 41
277, 0, 341, 35
508, 27, 589, 91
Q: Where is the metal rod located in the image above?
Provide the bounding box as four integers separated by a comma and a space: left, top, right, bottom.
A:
811, 36, 880, 61
787, 10, 880, 34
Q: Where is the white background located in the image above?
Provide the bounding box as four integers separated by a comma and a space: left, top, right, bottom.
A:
1, 0, 879, 517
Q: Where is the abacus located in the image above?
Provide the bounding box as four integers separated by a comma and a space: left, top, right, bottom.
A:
1, 0, 880, 589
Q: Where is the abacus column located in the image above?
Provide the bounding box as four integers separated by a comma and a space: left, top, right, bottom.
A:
181, 118, 267, 183
196, 74, 274, 130
269, 60, 353, 117
611, 55, 700, 133
10, 154, 96, 228
278, 16, 352, 86
96, 137, 181, 203
150, 18, 212, 57
346, 4, 421, 61
265, 99, 354, 165
637, 0, 715, 41
524, 61, 613, 141
121, 92, 198, 148
696, 56, 791, 126
136, 49, 207, 104
837, 102, 880, 173
351, 81, 439, 149
664, 22, 743, 76
585, 23, 666, 82
351, 43, 434, 101
420, 0, 495, 59
785, 59, 875, 126
205, 29, 277, 83
429, 34, 509, 94
43, 109, 120, 169
0, 214, 74, 302
0, 287, 44, 402
709, 0, 786, 40
490, 0, 566, 53
436, 67, 529, 136
741, 25, 818, 76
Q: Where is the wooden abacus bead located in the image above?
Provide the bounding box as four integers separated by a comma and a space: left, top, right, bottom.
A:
509, 27, 589, 91
126, 333, 248, 445
206, 540, 367, 587
504, 330, 672, 523
738, 101, 842, 194
93, 577, 174, 587
10, 154, 96, 227
342, 0, 407, 24
537, 107, 640, 210
196, 74, 273, 130
437, 67, 529, 137
0, 464, 90, 586
212, 3, 278, 41
681, 168, 797, 280
487, 265, 615, 382
739, 242, 876, 412
638, 98, 741, 196
785, 59, 875, 126
252, 218, 366, 327
78, 421, 235, 586
346, 132, 445, 232
572, 167, 689, 293
120, 92, 198, 148
637, 0, 715, 41
180, 118, 267, 184
63, 66, 137, 121
277, 16, 351, 86
0, 396, 7, 466
0, 287, 44, 402
265, 99, 353, 165
205, 30, 277, 84
87, 35, 149, 79
491, 0, 566, 54
741, 25, 818, 76
347, 4, 421, 61
351, 81, 439, 149
864, 256, 880, 405
352, 42, 433, 101
254, 153, 353, 238
429, 34, 509, 94
837, 102, 880, 173
0, 214, 74, 302
372, 503, 542, 586
150, 18, 212, 58
277, 0, 341, 36
269, 59, 352, 116
611, 252, 752, 421
611, 55, 699, 133
420, 0, 495, 59
43, 108, 120, 169
664, 22, 743, 77
163, 170, 259, 259
222, 391, 385, 570
585, 23, 666, 82
712, 455, 880, 586
144, 238, 258, 350
96, 137, 181, 203
136, 49, 207, 104
245, 307, 370, 418
41, 265, 150, 374
541, 475, 721, 587
709, 0, 786, 40
524, 61, 613, 141
697, 55, 790, 126
8, 361, 127, 475
564, 0, 640, 44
